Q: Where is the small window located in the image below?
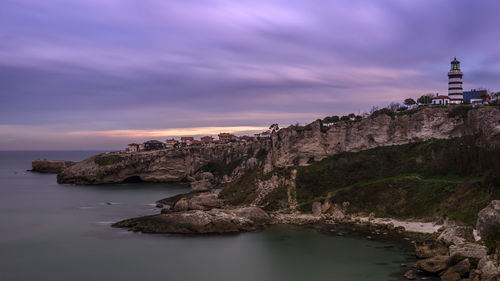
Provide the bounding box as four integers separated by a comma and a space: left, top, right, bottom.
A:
453, 64, 458, 70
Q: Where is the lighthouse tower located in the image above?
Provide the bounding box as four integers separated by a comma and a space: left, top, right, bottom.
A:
448, 57, 463, 104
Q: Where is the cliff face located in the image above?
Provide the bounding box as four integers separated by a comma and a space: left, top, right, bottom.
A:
57, 107, 500, 185
265, 107, 500, 171
57, 142, 262, 184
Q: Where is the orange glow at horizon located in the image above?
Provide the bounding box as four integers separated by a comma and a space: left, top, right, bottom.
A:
66, 126, 268, 138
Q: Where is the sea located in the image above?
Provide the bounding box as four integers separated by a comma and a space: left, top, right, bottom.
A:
0, 151, 414, 281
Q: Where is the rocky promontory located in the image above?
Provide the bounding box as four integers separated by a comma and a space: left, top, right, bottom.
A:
112, 206, 271, 234
31, 160, 76, 173
57, 107, 500, 185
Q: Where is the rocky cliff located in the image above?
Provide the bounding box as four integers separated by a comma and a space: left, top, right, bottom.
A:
57, 107, 500, 185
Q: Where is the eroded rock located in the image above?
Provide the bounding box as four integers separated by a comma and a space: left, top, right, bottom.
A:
312, 202, 322, 217
449, 243, 488, 264
477, 200, 500, 239
438, 226, 475, 246
168, 190, 223, 212
415, 242, 449, 259
112, 207, 270, 234
415, 255, 449, 273
31, 160, 75, 174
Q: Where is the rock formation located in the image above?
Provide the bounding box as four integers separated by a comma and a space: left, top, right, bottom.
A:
112, 206, 270, 234
31, 160, 75, 173
476, 200, 500, 239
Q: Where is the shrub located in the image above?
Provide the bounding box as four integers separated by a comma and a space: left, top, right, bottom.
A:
448, 105, 473, 119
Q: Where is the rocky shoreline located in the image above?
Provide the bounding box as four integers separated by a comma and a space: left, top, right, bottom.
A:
111, 190, 500, 281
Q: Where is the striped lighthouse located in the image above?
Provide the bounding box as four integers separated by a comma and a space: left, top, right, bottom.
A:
448, 57, 463, 104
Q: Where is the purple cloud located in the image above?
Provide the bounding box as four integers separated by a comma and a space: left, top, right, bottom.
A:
1, 0, 500, 149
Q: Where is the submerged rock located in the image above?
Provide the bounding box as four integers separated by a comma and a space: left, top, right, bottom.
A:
112, 207, 271, 234
403, 269, 416, 280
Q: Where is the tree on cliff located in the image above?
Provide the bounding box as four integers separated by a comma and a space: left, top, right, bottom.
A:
323, 116, 339, 124
269, 123, 279, 132
417, 94, 434, 105
404, 98, 417, 106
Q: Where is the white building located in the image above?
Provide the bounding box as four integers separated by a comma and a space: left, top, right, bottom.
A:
431, 95, 450, 105
448, 57, 463, 104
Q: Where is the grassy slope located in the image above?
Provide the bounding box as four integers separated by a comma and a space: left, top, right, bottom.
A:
295, 136, 500, 226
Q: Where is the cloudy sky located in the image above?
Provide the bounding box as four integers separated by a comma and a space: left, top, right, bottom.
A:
1, 0, 499, 150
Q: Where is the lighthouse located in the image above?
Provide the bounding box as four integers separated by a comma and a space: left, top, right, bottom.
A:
448, 57, 463, 104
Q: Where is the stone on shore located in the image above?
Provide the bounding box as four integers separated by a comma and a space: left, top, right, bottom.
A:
31, 160, 75, 174
415, 255, 449, 273
438, 226, 474, 246
403, 269, 416, 280
476, 200, 500, 239
312, 202, 322, 217
173, 191, 223, 211
112, 207, 270, 234
415, 242, 449, 259
449, 243, 488, 264
190, 180, 212, 191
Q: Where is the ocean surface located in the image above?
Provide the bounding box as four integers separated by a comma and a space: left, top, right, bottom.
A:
0, 151, 414, 281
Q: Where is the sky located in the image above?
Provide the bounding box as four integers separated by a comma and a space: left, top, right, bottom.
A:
1, 0, 500, 150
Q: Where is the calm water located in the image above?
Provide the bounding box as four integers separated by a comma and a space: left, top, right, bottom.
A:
0, 151, 413, 281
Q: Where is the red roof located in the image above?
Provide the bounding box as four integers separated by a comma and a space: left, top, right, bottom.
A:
432, 95, 449, 99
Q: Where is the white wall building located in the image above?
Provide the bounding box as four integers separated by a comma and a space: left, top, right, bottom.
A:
431, 95, 450, 105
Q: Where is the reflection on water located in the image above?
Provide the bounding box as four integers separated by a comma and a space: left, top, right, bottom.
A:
0, 151, 413, 281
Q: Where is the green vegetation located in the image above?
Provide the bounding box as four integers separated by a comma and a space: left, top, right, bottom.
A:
448, 105, 473, 119
483, 229, 500, 254
220, 167, 293, 208
219, 168, 260, 206
94, 154, 123, 166
294, 136, 500, 225
199, 158, 243, 178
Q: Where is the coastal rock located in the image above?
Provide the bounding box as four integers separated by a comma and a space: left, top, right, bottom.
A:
439, 271, 461, 281
415, 242, 449, 259
403, 269, 416, 280
476, 200, 500, 239
31, 160, 75, 174
478, 256, 500, 279
167, 190, 223, 212
112, 207, 270, 234
450, 258, 471, 276
438, 226, 475, 246
449, 243, 488, 264
416, 255, 450, 273
312, 202, 322, 217
190, 180, 212, 191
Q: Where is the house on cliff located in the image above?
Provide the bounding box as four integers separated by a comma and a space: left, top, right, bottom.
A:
143, 140, 164, 151
127, 143, 141, 152
218, 133, 236, 143
201, 136, 214, 145
431, 94, 450, 105
180, 137, 194, 146
165, 138, 178, 148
